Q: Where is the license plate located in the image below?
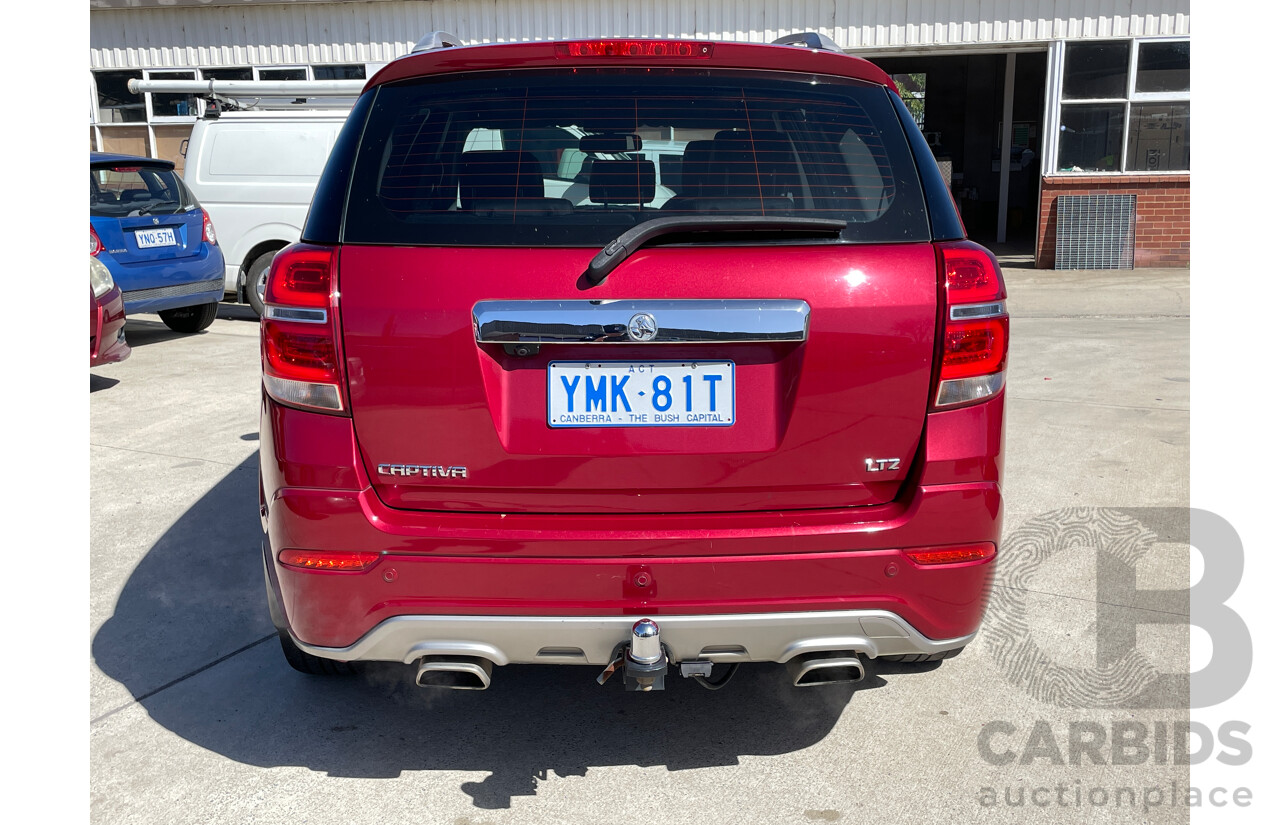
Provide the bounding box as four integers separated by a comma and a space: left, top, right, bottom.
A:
548, 361, 735, 428
134, 227, 176, 249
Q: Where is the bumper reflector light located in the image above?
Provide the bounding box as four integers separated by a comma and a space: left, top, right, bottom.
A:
904, 543, 997, 566
279, 550, 381, 572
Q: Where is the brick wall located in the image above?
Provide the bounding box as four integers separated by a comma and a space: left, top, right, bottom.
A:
1035, 174, 1190, 268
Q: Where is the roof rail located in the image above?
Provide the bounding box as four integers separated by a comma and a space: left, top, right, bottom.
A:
770, 32, 843, 53
411, 31, 464, 53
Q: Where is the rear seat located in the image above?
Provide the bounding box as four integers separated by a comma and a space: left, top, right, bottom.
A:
661, 132, 800, 214
459, 150, 571, 214
587, 159, 656, 206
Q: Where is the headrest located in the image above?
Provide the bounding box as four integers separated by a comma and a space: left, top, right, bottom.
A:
588, 159, 657, 204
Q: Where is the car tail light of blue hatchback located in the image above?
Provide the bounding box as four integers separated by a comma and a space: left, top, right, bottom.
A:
90, 152, 225, 333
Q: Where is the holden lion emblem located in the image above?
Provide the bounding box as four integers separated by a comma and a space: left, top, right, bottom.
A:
627, 313, 658, 342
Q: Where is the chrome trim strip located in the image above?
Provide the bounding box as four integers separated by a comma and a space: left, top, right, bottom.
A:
292, 609, 975, 666
473, 299, 810, 344
264, 305, 328, 324
949, 300, 1006, 321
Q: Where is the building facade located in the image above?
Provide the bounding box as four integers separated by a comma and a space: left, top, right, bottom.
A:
89, 0, 1191, 267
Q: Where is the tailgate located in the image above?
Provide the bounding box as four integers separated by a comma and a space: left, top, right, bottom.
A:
340, 243, 937, 514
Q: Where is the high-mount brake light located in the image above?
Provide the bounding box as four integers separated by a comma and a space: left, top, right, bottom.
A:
904, 543, 997, 566
90, 225, 103, 257
553, 40, 714, 59
261, 243, 348, 414
933, 242, 1009, 408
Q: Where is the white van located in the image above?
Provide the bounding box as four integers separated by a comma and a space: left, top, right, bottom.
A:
183, 110, 347, 314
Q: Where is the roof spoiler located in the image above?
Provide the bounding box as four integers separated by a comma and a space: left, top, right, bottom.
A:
770, 32, 843, 52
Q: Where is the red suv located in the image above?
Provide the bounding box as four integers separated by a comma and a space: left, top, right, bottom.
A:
259, 33, 1007, 692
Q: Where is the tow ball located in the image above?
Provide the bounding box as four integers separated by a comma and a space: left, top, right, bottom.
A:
597, 618, 668, 691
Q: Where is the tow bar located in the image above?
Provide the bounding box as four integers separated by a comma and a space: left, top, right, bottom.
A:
597, 618, 740, 691
597, 618, 668, 691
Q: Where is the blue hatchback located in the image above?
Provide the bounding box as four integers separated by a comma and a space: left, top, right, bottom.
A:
90, 152, 225, 332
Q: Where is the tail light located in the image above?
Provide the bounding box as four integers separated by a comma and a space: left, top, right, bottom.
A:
201, 209, 218, 245
554, 40, 714, 59
279, 549, 380, 572
90, 225, 103, 256
261, 243, 347, 414
904, 543, 997, 566
933, 242, 1009, 408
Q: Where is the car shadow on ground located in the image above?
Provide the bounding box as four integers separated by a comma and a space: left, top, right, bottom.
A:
120, 318, 196, 347
90, 374, 120, 392
93, 455, 890, 808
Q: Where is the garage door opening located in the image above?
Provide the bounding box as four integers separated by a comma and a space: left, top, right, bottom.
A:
869, 51, 1047, 255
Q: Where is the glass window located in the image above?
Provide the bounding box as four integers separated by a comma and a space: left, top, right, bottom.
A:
95, 70, 145, 123
314, 64, 366, 80
90, 161, 192, 217
1136, 42, 1190, 94
891, 73, 926, 126
148, 70, 198, 118
1126, 103, 1189, 171
1063, 41, 1130, 100
258, 68, 307, 81
343, 69, 928, 247
202, 67, 253, 81
1057, 39, 1189, 173
1058, 104, 1125, 172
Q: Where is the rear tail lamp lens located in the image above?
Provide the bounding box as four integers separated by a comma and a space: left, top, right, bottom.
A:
90, 225, 103, 256
941, 317, 1009, 379
904, 543, 997, 566
279, 549, 380, 572
554, 40, 714, 59
201, 209, 218, 245
934, 242, 1009, 408
264, 245, 332, 309
261, 243, 347, 414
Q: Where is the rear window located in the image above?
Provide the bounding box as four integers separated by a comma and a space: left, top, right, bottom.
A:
342, 68, 929, 246
90, 163, 193, 217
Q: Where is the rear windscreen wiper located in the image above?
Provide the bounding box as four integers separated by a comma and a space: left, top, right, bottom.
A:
583, 215, 848, 285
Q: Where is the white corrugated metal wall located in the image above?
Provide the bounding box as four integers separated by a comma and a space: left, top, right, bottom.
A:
90, 0, 1191, 69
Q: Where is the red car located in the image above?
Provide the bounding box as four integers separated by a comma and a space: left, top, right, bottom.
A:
260, 33, 1008, 692
90, 256, 130, 367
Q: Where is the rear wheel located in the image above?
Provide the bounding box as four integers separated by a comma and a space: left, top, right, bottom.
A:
159, 302, 218, 333
879, 647, 965, 665
245, 250, 277, 317
278, 631, 358, 676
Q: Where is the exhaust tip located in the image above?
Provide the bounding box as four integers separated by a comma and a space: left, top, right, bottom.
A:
415, 656, 493, 690
787, 651, 866, 687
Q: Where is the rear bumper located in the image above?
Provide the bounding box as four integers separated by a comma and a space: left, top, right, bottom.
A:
261, 392, 1005, 655
122, 277, 224, 315
90, 286, 130, 366
286, 608, 976, 666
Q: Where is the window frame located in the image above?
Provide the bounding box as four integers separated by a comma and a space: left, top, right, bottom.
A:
1050, 36, 1189, 176
145, 69, 200, 123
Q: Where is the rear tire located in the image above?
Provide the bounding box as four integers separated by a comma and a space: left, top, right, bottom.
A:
278, 631, 358, 676
159, 302, 218, 333
879, 647, 965, 665
245, 251, 276, 317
